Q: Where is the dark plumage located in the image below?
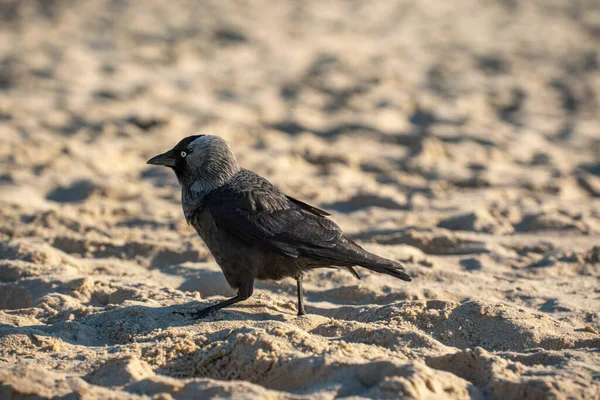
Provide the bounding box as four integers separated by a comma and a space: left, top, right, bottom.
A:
147, 135, 411, 318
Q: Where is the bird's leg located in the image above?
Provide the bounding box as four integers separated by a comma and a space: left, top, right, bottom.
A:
187, 280, 254, 319
296, 277, 307, 316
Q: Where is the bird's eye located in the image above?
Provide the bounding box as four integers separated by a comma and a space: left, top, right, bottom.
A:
180, 151, 187, 158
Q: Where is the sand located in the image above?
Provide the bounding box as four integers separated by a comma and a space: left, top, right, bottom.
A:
1, 1, 600, 399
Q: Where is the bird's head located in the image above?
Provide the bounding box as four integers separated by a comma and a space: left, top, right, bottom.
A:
147, 134, 240, 190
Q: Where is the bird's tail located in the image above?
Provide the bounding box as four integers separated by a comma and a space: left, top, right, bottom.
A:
341, 237, 412, 282
299, 236, 412, 281
355, 257, 412, 282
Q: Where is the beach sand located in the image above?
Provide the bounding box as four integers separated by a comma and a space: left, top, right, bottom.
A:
1, 1, 599, 398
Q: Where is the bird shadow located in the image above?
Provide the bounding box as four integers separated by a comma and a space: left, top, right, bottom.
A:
0, 300, 291, 349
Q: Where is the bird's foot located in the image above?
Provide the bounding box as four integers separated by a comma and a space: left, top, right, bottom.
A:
297, 309, 307, 317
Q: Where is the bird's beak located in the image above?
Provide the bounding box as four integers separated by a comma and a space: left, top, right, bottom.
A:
147, 150, 176, 167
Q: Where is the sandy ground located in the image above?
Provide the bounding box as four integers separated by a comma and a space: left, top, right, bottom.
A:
1, 1, 600, 399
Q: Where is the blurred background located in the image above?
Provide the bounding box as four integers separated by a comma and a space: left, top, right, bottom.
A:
2, 0, 600, 294
1, 0, 600, 275
1, 0, 599, 209
1, 1, 600, 397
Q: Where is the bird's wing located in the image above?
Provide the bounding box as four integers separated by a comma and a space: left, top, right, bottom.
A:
285, 195, 331, 216
205, 171, 343, 259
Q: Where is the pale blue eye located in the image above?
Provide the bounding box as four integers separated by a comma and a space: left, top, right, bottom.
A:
181, 151, 187, 158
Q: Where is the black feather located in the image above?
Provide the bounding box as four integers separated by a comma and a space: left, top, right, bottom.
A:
285, 195, 331, 216
205, 170, 411, 281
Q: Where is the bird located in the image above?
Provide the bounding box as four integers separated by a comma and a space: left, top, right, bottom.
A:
147, 134, 411, 318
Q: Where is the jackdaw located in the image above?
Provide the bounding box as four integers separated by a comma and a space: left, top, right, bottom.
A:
147, 135, 411, 318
